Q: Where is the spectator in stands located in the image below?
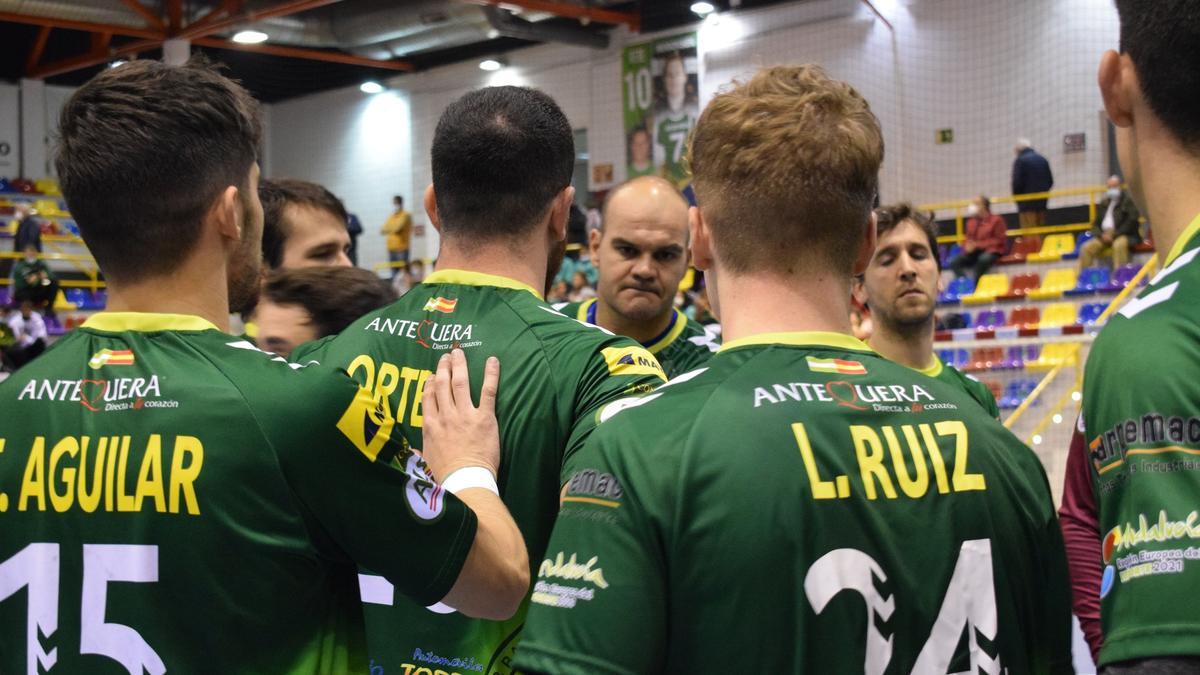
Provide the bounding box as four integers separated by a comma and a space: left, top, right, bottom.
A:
260, 178, 353, 269
1012, 138, 1054, 228
408, 258, 426, 283
1061, 2, 1200, 669
3, 300, 47, 368
854, 203, 1000, 418
1079, 175, 1141, 270
566, 270, 595, 302
948, 195, 1007, 280
547, 280, 569, 303
381, 194, 412, 276
12, 201, 40, 253
567, 203, 588, 248
10, 244, 57, 314
257, 266, 397, 359
345, 212, 363, 266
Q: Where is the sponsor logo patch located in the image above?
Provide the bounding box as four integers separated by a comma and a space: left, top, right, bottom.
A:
336, 386, 396, 461
600, 346, 666, 381
532, 552, 610, 609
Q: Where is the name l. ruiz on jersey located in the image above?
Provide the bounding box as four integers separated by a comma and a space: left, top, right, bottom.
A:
753, 381, 936, 408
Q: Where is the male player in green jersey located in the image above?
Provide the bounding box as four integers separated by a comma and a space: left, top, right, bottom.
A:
653, 52, 697, 188
515, 64, 1072, 674
554, 176, 717, 378
292, 86, 666, 675
0, 59, 528, 675
855, 202, 1001, 418
1059, 1, 1200, 670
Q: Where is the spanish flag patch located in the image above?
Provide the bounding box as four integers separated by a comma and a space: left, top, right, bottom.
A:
423, 297, 458, 314
806, 356, 867, 376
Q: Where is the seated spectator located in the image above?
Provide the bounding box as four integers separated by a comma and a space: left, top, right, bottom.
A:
1079, 175, 1141, 270
949, 195, 1007, 280
3, 300, 47, 368
10, 244, 57, 316
12, 202, 41, 253
566, 270, 595, 302
256, 266, 398, 359
547, 280, 570, 304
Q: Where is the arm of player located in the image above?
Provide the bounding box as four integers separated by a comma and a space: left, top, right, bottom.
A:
515, 430, 669, 675
1058, 422, 1103, 662
1035, 480, 1076, 674
420, 349, 529, 621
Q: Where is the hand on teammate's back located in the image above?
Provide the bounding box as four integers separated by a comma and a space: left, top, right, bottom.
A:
421, 349, 502, 481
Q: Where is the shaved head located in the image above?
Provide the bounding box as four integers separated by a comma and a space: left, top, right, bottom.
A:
601, 176, 690, 237
590, 176, 691, 330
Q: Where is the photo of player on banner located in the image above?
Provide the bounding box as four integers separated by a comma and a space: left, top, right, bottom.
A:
623, 32, 698, 189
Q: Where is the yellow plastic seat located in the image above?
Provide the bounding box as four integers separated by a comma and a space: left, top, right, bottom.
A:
35, 178, 62, 197
1026, 234, 1075, 263
961, 273, 1010, 305
53, 289, 77, 312
1026, 267, 1077, 300
1027, 343, 1080, 371
1039, 302, 1078, 328
33, 199, 67, 218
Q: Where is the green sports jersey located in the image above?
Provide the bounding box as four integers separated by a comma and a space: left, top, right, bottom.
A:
291, 269, 666, 675
554, 298, 717, 379
516, 331, 1072, 674
0, 312, 476, 675
917, 356, 1001, 419
653, 108, 695, 188
1083, 215, 1200, 665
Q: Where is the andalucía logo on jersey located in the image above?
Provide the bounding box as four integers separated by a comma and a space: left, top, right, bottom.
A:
422, 296, 457, 314
806, 356, 867, 376
88, 348, 135, 369
336, 386, 396, 462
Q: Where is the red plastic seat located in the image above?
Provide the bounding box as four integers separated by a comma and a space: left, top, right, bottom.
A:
999, 272, 1040, 301
1007, 306, 1041, 328
999, 236, 1041, 264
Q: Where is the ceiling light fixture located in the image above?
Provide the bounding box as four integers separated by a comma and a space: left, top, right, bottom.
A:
232, 30, 269, 44
360, 81, 385, 94
691, 2, 716, 16
479, 58, 504, 71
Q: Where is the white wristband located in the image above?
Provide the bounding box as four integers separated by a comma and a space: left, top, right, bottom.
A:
441, 466, 499, 496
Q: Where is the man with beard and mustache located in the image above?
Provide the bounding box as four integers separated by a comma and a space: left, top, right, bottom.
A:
555, 176, 718, 378
0, 58, 530, 675
291, 85, 667, 675
854, 203, 1000, 418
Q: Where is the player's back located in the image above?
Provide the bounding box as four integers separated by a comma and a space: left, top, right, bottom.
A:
517, 333, 1071, 674
296, 269, 664, 674
0, 315, 410, 674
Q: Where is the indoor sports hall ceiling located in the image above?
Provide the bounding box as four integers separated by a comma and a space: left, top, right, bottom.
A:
0, 0, 795, 102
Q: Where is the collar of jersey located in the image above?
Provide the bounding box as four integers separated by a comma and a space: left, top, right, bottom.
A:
717, 331, 874, 354
579, 297, 687, 354
1163, 212, 1200, 267
422, 269, 543, 299
914, 355, 944, 378
82, 312, 219, 333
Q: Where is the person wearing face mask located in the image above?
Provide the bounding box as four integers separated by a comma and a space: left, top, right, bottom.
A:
1078, 175, 1142, 271
948, 195, 1008, 280
10, 243, 58, 314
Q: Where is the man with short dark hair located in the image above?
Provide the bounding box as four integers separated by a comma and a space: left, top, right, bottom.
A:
855, 203, 1000, 417
257, 266, 397, 358
293, 85, 666, 674
555, 176, 717, 378
259, 177, 353, 269
1060, 2, 1200, 671
11, 202, 40, 253
0, 58, 528, 674
516, 64, 1070, 674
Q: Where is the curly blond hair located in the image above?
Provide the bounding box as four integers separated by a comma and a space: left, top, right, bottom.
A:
688, 65, 883, 274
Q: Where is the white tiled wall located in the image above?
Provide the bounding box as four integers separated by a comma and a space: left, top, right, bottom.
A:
267, 0, 1121, 262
